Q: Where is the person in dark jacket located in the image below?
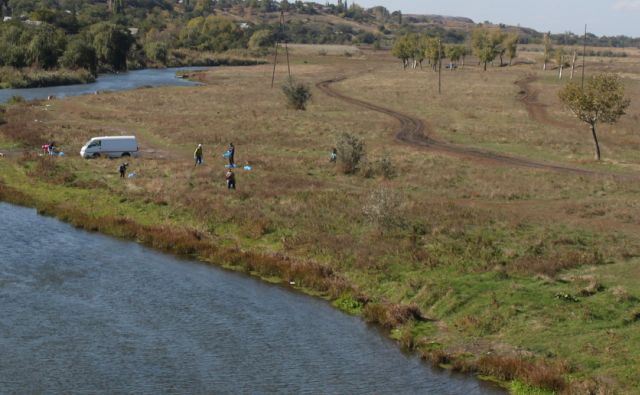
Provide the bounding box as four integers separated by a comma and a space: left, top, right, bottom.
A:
119, 162, 128, 178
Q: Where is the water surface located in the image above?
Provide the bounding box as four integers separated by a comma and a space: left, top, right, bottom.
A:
0, 67, 205, 103
0, 203, 504, 394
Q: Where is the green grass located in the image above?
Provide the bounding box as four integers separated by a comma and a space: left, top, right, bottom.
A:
1, 52, 640, 393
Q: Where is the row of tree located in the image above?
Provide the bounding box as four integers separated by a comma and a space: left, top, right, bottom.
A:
391, 33, 467, 70
0, 21, 133, 74
392, 29, 519, 71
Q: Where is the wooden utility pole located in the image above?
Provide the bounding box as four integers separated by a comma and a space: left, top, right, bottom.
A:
581, 24, 587, 90
271, 11, 291, 88
438, 38, 442, 94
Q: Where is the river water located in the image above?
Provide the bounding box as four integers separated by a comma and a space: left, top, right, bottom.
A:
0, 203, 505, 394
0, 67, 204, 104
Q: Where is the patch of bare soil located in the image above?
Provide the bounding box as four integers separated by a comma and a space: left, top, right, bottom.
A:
514, 74, 576, 130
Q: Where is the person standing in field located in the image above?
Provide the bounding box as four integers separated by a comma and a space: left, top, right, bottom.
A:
228, 143, 235, 167
119, 162, 128, 178
330, 147, 337, 163
225, 169, 236, 190
194, 144, 203, 166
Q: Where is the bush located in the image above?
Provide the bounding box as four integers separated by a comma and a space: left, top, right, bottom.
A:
282, 77, 312, 110
363, 152, 396, 179
363, 187, 405, 233
7, 95, 25, 105
336, 132, 365, 174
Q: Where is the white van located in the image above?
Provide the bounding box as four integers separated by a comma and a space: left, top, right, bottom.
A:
80, 136, 139, 159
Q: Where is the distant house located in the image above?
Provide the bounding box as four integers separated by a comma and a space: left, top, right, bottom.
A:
24, 19, 42, 26
239, 22, 250, 30
128, 27, 139, 35
3, 16, 12, 22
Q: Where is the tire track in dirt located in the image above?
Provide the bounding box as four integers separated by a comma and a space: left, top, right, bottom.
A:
515, 74, 576, 130
317, 77, 600, 176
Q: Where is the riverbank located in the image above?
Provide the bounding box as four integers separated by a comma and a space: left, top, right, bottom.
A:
0, 52, 266, 91
0, 67, 96, 89
1, 52, 639, 394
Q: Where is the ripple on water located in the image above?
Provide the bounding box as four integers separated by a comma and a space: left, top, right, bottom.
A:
0, 203, 504, 394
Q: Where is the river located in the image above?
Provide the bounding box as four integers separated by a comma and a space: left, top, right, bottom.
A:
0, 203, 505, 394
0, 67, 205, 104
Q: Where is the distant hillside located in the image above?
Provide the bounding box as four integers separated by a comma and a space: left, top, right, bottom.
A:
0, 0, 638, 84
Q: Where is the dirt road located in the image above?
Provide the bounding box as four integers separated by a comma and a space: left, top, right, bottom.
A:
514, 75, 576, 130
317, 77, 601, 176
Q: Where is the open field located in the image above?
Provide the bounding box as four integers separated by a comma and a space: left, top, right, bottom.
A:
2, 48, 640, 393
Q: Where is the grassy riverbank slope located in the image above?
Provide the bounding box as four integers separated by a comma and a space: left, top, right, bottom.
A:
1, 48, 640, 393
0, 67, 96, 89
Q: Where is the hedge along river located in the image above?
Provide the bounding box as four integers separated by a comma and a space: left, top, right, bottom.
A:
0, 67, 206, 104
0, 203, 506, 394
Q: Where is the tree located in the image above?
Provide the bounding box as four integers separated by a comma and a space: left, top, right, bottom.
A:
91, 23, 133, 71
248, 29, 274, 50
61, 38, 98, 76
471, 28, 504, 71
504, 34, 518, 65
558, 74, 630, 160
555, 46, 565, 79
424, 37, 441, 71
542, 32, 553, 70
28, 24, 66, 69
392, 34, 413, 70
144, 41, 168, 64
446, 45, 465, 70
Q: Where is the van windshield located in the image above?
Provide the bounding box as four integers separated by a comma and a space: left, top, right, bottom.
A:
87, 140, 101, 148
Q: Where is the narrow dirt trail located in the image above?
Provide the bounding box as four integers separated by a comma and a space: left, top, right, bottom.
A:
317, 76, 602, 176
514, 74, 576, 130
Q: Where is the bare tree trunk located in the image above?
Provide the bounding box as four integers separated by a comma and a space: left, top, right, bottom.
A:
461, 56, 465, 69
543, 61, 546, 71
570, 51, 577, 80
591, 123, 601, 160
559, 63, 563, 79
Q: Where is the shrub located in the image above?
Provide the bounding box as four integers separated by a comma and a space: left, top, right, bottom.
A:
363, 187, 405, 233
377, 153, 396, 179
7, 95, 25, 105
282, 77, 312, 110
336, 132, 365, 174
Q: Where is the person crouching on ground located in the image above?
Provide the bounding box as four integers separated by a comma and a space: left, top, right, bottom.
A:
119, 162, 128, 178
225, 169, 236, 189
194, 144, 203, 166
